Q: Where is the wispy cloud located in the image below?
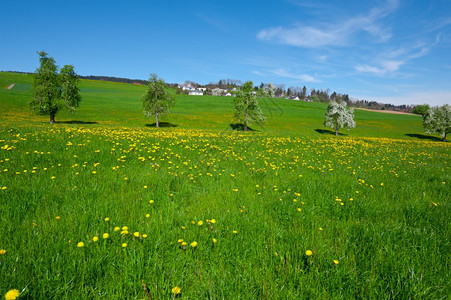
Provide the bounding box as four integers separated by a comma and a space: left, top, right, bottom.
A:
355, 39, 436, 76
257, 0, 398, 47
270, 68, 319, 82
355, 60, 405, 76
252, 67, 319, 83
197, 13, 231, 34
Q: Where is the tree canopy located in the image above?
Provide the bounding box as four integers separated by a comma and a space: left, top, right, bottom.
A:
324, 101, 356, 136
412, 104, 430, 116
30, 51, 81, 123
423, 104, 451, 142
142, 74, 175, 128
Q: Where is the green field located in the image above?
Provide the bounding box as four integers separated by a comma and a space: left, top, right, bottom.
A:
0, 72, 449, 298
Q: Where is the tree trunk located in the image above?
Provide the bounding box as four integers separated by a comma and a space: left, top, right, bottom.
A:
243, 105, 248, 131
50, 114, 55, 124
155, 113, 159, 128
443, 133, 447, 142
335, 128, 339, 136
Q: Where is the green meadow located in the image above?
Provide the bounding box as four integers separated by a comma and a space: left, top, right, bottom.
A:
0, 72, 449, 299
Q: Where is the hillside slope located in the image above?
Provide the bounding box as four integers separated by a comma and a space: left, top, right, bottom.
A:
0, 71, 434, 140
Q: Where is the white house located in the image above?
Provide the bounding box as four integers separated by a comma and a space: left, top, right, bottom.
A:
189, 90, 203, 96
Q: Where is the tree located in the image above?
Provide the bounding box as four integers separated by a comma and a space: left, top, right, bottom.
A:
234, 81, 265, 131
264, 82, 276, 98
30, 51, 81, 123
423, 104, 451, 142
324, 101, 356, 136
412, 104, 430, 116
142, 74, 175, 128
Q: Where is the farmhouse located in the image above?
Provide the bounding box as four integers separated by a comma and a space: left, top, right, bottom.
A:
189, 90, 203, 96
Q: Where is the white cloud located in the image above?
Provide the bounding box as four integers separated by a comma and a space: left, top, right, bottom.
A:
252, 70, 266, 76
257, 0, 398, 47
271, 68, 318, 82
356, 60, 405, 76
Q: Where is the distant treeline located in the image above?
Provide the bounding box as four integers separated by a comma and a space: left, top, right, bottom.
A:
79, 75, 149, 85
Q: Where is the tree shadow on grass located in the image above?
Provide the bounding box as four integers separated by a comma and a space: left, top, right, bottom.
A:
229, 123, 258, 131
145, 122, 178, 128
55, 120, 98, 124
315, 129, 347, 136
405, 133, 443, 142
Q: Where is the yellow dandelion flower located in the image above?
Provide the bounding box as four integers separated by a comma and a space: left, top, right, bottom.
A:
133, 232, 140, 237
103, 233, 109, 239
145, 213, 150, 218
191, 241, 198, 248
104, 217, 109, 221
334, 260, 339, 265
5, 289, 20, 300
114, 226, 120, 232
319, 227, 323, 231
212, 238, 217, 244
181, 242, 187, 246
197, 220, 203, 226
122, 243, 127, 248
172, 286, 181, 294
210, 219, 216, 224
93, 236, 99, 242
143, 185, 147, 189
149, 200, 154, 204
297, 208, 302, 212
0, 249, 6, 255
305, 250, 313, 256
55, 216, 61, 220
233, 230, 238, 234
142, 234, 148, 238
77, 242, 84, 248
181, 226, 186, 230
177, 239, 184, 243
120, 230, 129, 235
122, 226, 128, 231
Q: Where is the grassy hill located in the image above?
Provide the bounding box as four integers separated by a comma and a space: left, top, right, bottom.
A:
0, 71, 449, 298
0, 71, 434, 140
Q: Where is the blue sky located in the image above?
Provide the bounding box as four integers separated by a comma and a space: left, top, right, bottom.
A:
1, 0, 450, 105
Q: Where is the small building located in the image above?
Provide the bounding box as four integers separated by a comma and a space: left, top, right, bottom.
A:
189, 90, 203, 96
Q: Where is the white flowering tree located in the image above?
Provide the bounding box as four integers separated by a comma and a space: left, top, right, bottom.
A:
264, 82, 276, 98
234, 81, 265, 131
324, 101, 356, 136
423, 104, 451, 142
